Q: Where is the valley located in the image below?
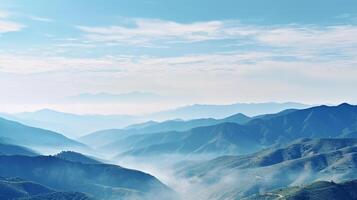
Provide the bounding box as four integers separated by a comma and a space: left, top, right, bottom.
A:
1, 103, 357, 199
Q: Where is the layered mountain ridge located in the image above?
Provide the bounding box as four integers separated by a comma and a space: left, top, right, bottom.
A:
178, 138, 357, 199
100, 103, 357, 158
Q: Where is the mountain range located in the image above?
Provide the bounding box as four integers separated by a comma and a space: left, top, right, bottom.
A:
177, 138, 357, 199
148, 102, 310, 120
0, 117, 85, 152
0, 109, 141, 138
0, 102, 310, 138
1, 102, 357, 200
100, 103, 357, 158
80, 113, 251, 148
0, 154, 174, 200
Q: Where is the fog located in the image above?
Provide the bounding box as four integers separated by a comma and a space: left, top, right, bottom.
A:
99, 151, 355, 200
4, 135, 357, 200
112, 155, 212, 199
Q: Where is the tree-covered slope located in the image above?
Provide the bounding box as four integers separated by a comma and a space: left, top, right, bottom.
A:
0, 155, 174, 200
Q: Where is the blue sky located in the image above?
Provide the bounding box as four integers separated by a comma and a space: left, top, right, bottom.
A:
0, 0, 357, 114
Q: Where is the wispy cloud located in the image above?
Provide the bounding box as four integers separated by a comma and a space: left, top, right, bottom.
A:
1, 16, 357, 107
1, 50, 356, 82
0, 20, 24, 33
0, 10, 25, 33
0, 53, 120, 73
0, 51, 280, 74
256, 25, 357, 49
335, 13, 357, 22
0, 50, 356, 110
29, 15, 53, 22
76, 19, 357, 63
77, 19, 229, 45
2, 18, 357, 80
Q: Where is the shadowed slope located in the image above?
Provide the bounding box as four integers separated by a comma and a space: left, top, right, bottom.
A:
0, 155, 174, 200
178, 138, 357, 200
113, 104, 357, 157
0, 117, 85, 150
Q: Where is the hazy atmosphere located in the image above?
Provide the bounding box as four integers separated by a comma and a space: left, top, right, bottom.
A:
0, 1, 357, 200
1, 0, 357, 114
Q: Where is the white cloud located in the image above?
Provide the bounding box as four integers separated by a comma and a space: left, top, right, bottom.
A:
0, 51, 276, 74
77, 19, 231, 45
0, 20, 24, 33
256, 25, 357, 49
77, 19, 357, 59
1, 52, 357, 113
0, 54, 121, 73
0, 10, 25, 33
1, 17, 357, 110
29, 15, 53, 22
1, 49, 357, 114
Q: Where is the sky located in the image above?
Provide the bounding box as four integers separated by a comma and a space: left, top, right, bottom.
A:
0, 0, 357, 114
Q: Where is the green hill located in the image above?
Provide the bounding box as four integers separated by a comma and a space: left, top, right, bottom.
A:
245, 179, 357, 200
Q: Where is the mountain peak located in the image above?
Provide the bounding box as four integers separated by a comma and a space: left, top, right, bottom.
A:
338, 102, 353, 107
54, 151, 102, 164
36, 108, 59, 113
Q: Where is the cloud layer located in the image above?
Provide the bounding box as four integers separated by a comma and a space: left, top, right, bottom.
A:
77, 19, 357, 53
1, 10, 357, 113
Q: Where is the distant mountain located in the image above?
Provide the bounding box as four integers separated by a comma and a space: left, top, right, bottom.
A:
69, 91, 164, 103
0, 142, 38, 156
0, 155, 174, 200
114, 122, 261, 157
113, 103, 357, 157
0, 102, 310, 137
54, 151, 102, 164
80, 113, 251, 148
245, 179, 357, 200
148, 102, 311, 120
125, 120, 159, 130
0, 117, 85, 151
252, 108, 299, 120
178, 138, 357, 199
0, 109, 142, 138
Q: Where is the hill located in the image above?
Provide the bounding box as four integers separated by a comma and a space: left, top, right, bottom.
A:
181, 138, 357, 176
0, 155, 174, 200
0, 117, 86, 151
0, 142, 38, 156
177, 138, 357, 200
54, 151, 102, 164
0, 177, 54, 200
0, 177, 95, 200
245, 179, 357, 200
